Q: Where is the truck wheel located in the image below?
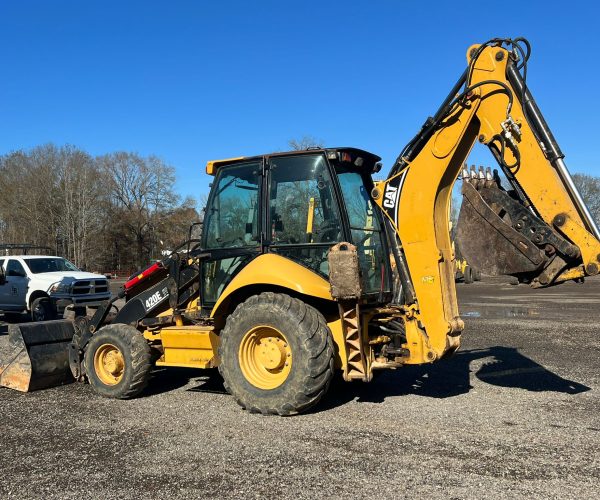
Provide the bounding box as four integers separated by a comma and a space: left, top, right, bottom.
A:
464, 266, 474, 284
218, 292, 335, 416
30, 297, 56, 322
84, 323, 151, 399
474, 269, 482, 281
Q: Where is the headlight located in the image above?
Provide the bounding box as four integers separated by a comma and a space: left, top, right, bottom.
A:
49, 282, 70, 294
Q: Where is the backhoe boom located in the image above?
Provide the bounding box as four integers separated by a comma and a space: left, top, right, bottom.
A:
372, 38, 600, 365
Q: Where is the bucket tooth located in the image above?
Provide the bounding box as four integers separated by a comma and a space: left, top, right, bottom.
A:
461, 163, 470, 181
0, 320, 75, 392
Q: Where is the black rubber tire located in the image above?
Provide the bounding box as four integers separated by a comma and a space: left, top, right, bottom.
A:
84, 323, 152, 399
30, 296, 56, 322
464, 266, 474, 284
473, 269, 482, 281
218, 292, 335, 416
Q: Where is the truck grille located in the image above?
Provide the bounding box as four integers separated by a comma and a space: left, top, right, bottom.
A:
72, 279, 109, 295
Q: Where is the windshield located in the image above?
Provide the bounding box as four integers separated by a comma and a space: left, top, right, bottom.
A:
24, 258, 80, 274
336, 169, 389, 295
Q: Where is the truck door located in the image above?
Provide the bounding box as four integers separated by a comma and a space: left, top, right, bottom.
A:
3, 259, 29, 308
0, 259, 7, 308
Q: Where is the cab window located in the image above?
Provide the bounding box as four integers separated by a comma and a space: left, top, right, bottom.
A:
6, 260, 27, 278
203, 162, 261, 249
269, 155, 341, 245
336, 168, 390, 295
201, 161, 261, 305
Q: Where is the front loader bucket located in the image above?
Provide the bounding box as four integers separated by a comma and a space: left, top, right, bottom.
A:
0, 320, 75, 392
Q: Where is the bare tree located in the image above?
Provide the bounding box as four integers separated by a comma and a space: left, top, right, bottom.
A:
0, 145, 200, 273
98, 152, 181, 269
573, 173, 600, 227
97, 153, 200, 269
0, 144, 104, 268
288, 136, 324, 151
55, 147, 104, 269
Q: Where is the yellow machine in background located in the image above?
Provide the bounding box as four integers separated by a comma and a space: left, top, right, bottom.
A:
2, 37, 599, 415
450, 216, 481, 284
453, 244, 480, 284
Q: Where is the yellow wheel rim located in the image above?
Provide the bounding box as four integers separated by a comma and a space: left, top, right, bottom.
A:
94, 343, 125, 386
239, 325, 292, 390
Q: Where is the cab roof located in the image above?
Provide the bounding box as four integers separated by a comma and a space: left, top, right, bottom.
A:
205, 147, 382, 175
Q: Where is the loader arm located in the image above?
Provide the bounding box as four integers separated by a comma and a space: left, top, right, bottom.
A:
372, 38, 600, 364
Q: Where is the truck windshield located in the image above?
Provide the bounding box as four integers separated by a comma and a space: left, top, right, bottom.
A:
24, 258, 80, 274
336, 168, 389, 295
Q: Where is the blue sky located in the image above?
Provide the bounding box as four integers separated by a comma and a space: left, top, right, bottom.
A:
1, 1, 599, 201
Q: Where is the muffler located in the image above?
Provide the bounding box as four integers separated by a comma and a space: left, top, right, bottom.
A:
0, 320, 75, 392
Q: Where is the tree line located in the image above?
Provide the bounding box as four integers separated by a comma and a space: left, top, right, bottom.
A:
1, 141, 599, 276
0, 144, 201, 275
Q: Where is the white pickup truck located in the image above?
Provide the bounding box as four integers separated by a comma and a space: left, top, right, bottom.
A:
0, 255, 111, 321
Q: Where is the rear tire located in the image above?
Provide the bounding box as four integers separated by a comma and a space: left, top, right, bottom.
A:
464, 266, 474, 284
473, 269, 482, 281
84, 323, 151, 399
30, 297, 56, 322
218, 292, 335, 416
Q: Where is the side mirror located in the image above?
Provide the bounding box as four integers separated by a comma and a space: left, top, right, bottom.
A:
7, 270, 25, 278
0, 268, 5, 286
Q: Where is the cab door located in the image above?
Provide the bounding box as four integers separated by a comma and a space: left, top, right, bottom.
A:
266, 153, 343, 278
2, 259, 29, 309
200, 160, 263, 309
0, 259, 7, 308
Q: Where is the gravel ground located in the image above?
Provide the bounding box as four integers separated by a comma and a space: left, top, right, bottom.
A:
1, 277, 599, 499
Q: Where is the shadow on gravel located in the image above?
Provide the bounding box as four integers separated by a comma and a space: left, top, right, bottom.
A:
315, 346, 590, 412
0, 312, 30, 326
96, 346, 590, 409
141, 367, 227, 398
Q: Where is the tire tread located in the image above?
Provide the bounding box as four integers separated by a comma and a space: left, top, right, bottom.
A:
218, 292, 334, 416
85, 323, 152, 399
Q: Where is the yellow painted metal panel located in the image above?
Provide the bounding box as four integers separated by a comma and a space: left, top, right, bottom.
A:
205, 156, 245, 175
155, 361, 215, 369
158, 327, 219, 368
326, 317, 346, 370
160, 326, 216, 349
210, 253, 333, 318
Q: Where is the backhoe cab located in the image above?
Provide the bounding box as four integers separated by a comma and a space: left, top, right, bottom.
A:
2, 37, 598, 415
202, 148, 392, 309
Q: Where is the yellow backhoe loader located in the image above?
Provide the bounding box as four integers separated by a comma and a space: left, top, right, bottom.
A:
2, 37, 599, 415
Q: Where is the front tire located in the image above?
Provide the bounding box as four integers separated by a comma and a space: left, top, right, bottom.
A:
30, 296, 56, 322
218, 292, 335, 416
84, 323, 151, 399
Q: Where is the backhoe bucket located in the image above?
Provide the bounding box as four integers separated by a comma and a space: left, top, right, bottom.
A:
456, 175, 547, 277
0, 320, 75, 392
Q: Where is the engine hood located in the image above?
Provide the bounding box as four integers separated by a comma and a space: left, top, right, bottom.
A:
32, 271, 107, 283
